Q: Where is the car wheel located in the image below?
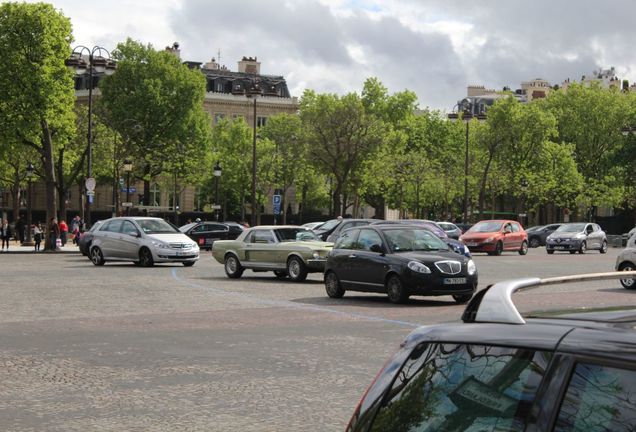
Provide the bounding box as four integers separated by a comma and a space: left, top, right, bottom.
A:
224, 254, 243, 278
287, 256, 308, 282
569, 250, 576, 254
183, 261, 195, 267
600, 240, 608, 254
518, 241, 528, 256
139, 247, 154, 267
90, 246, 105, 266
547, 249, 554, 255
493, 241, 503, 256
579, 241, 587, 254
325, 271, 345, 298
529, 237, 540, 248
452, 294, 472, 304
274, 270, 287, 279
619, 263, 636, 289
386, 275, 408, 304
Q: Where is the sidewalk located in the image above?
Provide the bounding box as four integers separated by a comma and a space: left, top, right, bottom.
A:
0, 241, 80, 254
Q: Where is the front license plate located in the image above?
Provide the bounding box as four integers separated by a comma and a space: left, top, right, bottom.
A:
444, 277, 467, 285
554, 246, 565, 250
176, 251, 189, 256
466, 242, 477, 247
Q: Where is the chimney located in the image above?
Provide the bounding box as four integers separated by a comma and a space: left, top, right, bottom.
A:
238, 56, 261, 74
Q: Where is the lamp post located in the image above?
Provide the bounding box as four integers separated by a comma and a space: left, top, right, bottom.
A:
123, 159, 133, 215
246, 83, 261, 227
213, 161, 222, 221
520, 176, 529, 226
66, 45, 116, 227
24, 162, 35, 246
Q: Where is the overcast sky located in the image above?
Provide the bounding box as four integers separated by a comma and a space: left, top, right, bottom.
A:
29, 0, 636, 111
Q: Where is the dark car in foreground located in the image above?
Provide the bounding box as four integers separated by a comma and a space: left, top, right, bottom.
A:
179, 221, 243, 250
346, 271, 636, 432
324, 224, 477, 304
546, 222, 607, 254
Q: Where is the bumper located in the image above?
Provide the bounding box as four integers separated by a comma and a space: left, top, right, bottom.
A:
546, 240, 582, 252
307, 258, 327, 272
403, 272, 478, 296
464, 242, 496, 253
154, 248, 200, 262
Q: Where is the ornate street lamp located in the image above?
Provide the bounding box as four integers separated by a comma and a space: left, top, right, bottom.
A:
520, 176, 529, 226
123, 159, 133, 215
24, 162, 35, 246
66, 45, 115, 227
246, 83, 261, 226
213, 161, 222, 221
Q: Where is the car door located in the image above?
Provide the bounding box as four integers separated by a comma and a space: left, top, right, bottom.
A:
97, 219, 124, 258
502, 222, 516, 250
511, 222, 524, 249
348, 228, 388, 292
118, 220, 141, 260
244, 229, 277, 268
328, 229, 360, 289
584, 223, 597, 249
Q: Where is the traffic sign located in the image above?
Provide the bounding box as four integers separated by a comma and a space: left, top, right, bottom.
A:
86, 190, 95, 197
85, 177, 96, 191
273, 194, 282, 215
211, 204, 221, 210
122, 202, 133, 207
120, 187, 137, 193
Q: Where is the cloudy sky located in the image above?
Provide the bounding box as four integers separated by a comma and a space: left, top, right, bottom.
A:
29, 0, 636, 111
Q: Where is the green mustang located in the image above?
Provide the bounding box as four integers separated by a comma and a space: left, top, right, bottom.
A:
212, 226, 333, 281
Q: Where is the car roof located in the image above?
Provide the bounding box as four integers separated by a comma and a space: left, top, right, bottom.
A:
248, 225, 309, 230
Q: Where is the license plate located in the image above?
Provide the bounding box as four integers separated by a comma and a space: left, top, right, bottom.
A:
554, 246, 565, 250
466, 242, 477, 247
176, 251, 189, 256
444, 277, 467, 285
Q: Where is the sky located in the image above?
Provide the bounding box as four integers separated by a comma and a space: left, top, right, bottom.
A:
26, 0, 636, 111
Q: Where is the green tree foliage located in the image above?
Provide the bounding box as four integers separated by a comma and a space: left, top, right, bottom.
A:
99, 39, 212, 206
0, 2, 75, 229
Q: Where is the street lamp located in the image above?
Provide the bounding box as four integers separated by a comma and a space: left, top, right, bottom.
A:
246, 83, 261, 227
520, 176, 529, 226
213, 161, 222, 221
123, 159, 133, 215
24, 162, 35, 246
66, 45, 116, 227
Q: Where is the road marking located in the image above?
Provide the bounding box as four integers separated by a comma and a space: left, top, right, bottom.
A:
170, 268, 421, 329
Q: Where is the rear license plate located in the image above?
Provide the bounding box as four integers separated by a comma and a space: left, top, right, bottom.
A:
444, 277, 467, 285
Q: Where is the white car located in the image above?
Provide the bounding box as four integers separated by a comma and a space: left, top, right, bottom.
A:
89, 217, 199, 267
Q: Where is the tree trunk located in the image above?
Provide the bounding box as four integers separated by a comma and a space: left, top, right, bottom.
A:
143, 163, 151, 208
41, 120, 57, 250
11, 169, 20, 224
478, 153, 495, 220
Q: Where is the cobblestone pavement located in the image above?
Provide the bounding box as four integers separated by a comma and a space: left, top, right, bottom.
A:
0, 248, 632, 431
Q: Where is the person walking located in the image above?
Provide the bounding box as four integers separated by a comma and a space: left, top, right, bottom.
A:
70, 215, 81, 245
59, 219, 69, 246
0, 219, 11, 252
33, 222, 42, 251
48, 217, 60, 251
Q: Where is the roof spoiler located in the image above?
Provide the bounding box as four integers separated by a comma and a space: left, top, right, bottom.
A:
462, 271, 636, 324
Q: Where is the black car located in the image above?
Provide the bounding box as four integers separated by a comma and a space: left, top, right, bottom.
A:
324, 224, 477, 304
179, 221, 243, 250
371, 220, 471, 257
527, 223, 561, 247
78, 220, 104, 256
314, 218, 377, 242
346, 271, 636, 432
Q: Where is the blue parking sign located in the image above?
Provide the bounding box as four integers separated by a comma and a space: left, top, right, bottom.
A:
273, 194, 281, 215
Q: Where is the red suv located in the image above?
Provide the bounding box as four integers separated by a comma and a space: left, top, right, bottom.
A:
459, 219, 528, 255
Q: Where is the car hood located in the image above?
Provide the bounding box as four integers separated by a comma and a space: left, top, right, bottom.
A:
549, 232, 583, 239
146, 233, 197, 244
396, 250, 467, 263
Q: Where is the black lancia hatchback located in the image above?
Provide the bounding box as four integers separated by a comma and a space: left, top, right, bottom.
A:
346, 271, 636, 432
324, 224, 478, 304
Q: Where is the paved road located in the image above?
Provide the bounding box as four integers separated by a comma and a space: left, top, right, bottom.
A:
0, 247, 633, 431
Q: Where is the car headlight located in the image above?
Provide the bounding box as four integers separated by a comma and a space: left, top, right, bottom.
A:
151, 240, 169, 249
408, 261, 431, 274
312, 252, 321, 259
467, 259, 477, 275
574, 233, 586, 239
485, 237, 494, 243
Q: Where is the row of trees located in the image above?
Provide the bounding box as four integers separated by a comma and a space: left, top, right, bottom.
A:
2, 2, 636, 237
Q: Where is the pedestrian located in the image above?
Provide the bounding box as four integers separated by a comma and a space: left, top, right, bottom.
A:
70, 215, 80, 245
48, 217, 60, 251
59, 219, 69, 246
33, 223, 42, 251
0, 219, 11, 252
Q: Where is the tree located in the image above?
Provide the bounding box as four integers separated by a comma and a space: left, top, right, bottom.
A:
0, 2, 75, 244
99, 39, 212, 208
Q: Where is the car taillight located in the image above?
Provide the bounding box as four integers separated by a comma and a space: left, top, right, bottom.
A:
198, 238, 205, 245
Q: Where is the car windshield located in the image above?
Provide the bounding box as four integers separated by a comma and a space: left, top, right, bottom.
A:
316, 219, 341, 232
384, 228, 449, 252
137, 219, 180, 234
469, 221, 503, 233
556, 223, 586, 233
275, 228, 319, 242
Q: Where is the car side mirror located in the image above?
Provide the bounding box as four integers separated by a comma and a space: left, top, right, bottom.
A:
370, 244, 384, 254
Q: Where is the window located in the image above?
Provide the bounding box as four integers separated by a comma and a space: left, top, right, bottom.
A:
168, 190, 180, 210
121, 221, 139, 237
257, 116, 267, 127
149, 183, 161, 207
554, 363, 636, 431
357, 229, 383, 252
586, 224, 593, 234
214, 113, 225, 124
252, 230, 275, 244
370, 343, 551, 432
100, 220, 123, 233
512, 223, 520, 232
334, 229, 359, 250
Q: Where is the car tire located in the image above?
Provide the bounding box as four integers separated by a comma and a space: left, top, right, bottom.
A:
183, 261, 195, 267
274, 270, 287, 279
547, 249, 554, 255
224, 254, 243, 278
287, 256, 308, 282
600, 240, 608, 254
579, 241, 587, 254
491, 241, 503, 256
569, 250, 576, 255
452, 294, 472, 304
139, 247, 154, 267
518, 241, 528, 255
325, 271, 345, 298
386, 275, 408, 304
529, 237, 540, 248
90, 246, 105, 266
619, 262, 636, 289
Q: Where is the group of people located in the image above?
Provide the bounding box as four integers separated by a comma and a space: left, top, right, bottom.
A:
0, 215, 84, 252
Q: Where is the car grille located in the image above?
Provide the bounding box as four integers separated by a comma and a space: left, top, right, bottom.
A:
435, 260, 462, 275
170, 242, 191, 249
